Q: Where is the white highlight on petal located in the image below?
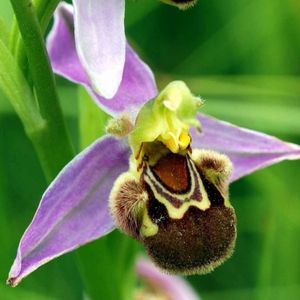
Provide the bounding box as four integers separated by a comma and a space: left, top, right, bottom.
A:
73, 0, 126, 99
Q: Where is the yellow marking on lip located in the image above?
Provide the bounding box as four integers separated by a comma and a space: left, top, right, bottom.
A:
140, 209, 158, 237
224, 198, 232, 208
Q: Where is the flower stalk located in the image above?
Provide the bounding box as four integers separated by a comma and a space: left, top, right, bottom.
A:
9, 0, 74, 181
10, 0, 61, 75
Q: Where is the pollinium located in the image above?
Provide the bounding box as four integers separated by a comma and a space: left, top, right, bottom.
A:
110, 143, 236, 275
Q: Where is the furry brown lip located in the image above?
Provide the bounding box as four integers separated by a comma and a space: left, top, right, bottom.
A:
110, 150, 236, 275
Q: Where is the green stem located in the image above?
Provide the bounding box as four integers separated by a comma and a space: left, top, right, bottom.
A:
10, 0, 74, 181
37, 0, 61, 31
10, 0, 61, 74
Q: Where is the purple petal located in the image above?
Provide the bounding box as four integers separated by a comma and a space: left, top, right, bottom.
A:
136, 258, 200, 300
7, 136, 130, 287
191, 114, 300, 182
47, 2, 157, 119
47, 3, 87, 84
73, 0, 125, 99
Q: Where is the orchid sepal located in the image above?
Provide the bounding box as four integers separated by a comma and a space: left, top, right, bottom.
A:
7, 136, 130, 286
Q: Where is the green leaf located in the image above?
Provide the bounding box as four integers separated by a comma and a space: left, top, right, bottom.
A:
0, 1, 13, 25
0, 38, 44, 134
202, 285, 300, 300
0, 284, 53, 300
77, 232, 140, 300
254, 169, 300, 300
0, 18, 9, 45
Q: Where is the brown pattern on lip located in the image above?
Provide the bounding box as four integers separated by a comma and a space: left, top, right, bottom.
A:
144, 153, 204, 209
151, 153, 189, 193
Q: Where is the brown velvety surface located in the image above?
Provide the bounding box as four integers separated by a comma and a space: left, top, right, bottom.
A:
143, 200, 236, 274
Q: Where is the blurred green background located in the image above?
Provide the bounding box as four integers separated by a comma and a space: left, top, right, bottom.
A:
1, 0, 300, 299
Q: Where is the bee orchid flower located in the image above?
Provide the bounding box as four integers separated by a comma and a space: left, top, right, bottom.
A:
7, 1, 300, 287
